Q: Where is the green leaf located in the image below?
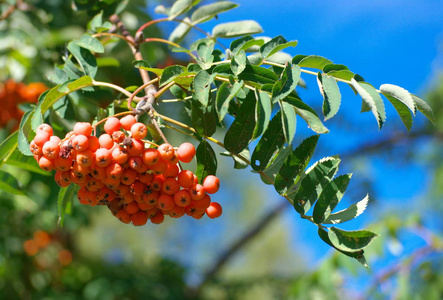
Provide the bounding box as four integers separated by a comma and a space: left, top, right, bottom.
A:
253, 90, 272, 139
169, 17, 192, 44
230, 36, 265, 55
292, 156, 341, 215
196, 41, 215, 70
323, 194, 369, 224
274, 135, 319, 195
318, 228, 368, 267
313, 174, 352, 224
411, 94, 436, 125
224, 91, 257, 154
221, 147, 250, 170
31, 100, 44, 132
191, 1, 238, 24
327, 70, 356, 81
0, 170, 25, 195
272, 64, 301, 102
67, 42, 97, 78
279, 101, 297, 145
259, 145, 292, 185
212, 20, 263, 38
216, 81, 244, 122
214, 64, 278, 87
251, 111, 285, 171
75, 34, 104, 53
231, 50, 247, 76
193, 70, 215, 107
96, 57, 120, 68
351, 79, 386, 130
323, 64, 349, 73
383, 93, 413, 132
133, 60, 164, 76
260, 35, 298, 60
283, 96, 329, 134
160, 65, 186, 87
328, 227, 378, 252
89, 11, 112, 33
5, 150, 50, 176
18, 110, 33, 156
317, 73, 341, 121
58, 184, 77, 226
195, 140, 217, 181
292, 55, 333, 70
169, 0, 200, 20
0, 131, 18, 166
191, 97, 216, 137
63, 58, 85, 80
380, 83, 416, 115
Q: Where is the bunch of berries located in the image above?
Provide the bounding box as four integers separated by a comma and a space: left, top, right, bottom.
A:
30, 114, 222, 226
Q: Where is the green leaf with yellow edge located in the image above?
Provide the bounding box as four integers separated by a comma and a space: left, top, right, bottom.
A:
274, 135, 319, 195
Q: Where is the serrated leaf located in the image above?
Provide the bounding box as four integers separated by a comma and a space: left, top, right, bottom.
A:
216, 81, 244, 122
193, 70, 215, 107
196, 140, 217, 181
383, 93, 413, 132
169, 0, 199, 20
231, 50, 247, 76
283, 96, 329, 134
5, 150, 51, 176
274, 135, 319, 195
317, 73, 341, 121
251, 111, 285, 171
0, 170, 25, 195
313, 174, 352, 224
272, 64, 301, 102
328, 227, 378, 252
292, 156, 341, 215
18, 110, 33, 156
160, 65, 186, 87
0, 131, 18, 166
293, 55, 333, 70
75, 34, 104, 53
212, 20, 263, 38
351, 79, 386, 130
411, 94, 436, 125
230, 36, 265, 55
253, 90, 271, 139
196, 41, 215, 70
318, 228, 368, 267
380, 84, 416, 115
133, 60, 164, 76
67, 42, 97, 78
191, 97, 216, 137
260, 35, 298, 60
58, 184, 77, 226
224, 91, 257, 154
279, 101, 296, 145
323, 194, 369, 224
169, 17, 192, 44
191, 1, 238, 24
259, 145, 292, 185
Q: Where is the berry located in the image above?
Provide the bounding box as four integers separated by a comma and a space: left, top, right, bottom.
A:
177, 142, 196, 163
73, 122, 93, 136
104, 117, 121, 135
206, 202, 223, 219
131, 122, 147, 139
203, 175, 220, 194
120, 115, 137, 130
158, 143, 175, 161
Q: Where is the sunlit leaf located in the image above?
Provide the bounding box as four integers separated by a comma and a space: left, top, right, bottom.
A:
191, 1, 238, 24
380, 83, 416, 115
351, 79, 386, 130
328, 227, 378, 252
317, 73, 341, 120
212, 20, 263, 38
260, 35, 298, 60
323, 194, 369, 224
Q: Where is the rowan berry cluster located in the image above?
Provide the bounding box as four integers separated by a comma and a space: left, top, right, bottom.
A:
30, 115, 223, 226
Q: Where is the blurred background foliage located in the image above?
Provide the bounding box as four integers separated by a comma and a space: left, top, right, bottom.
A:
0, 0, 442, 299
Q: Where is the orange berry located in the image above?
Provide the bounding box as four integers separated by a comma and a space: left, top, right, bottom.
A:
206, 202, 223, 219
72, 135, 89, 152
120, 114, 137, 130
38, 156, 55, 171
29, 140, 42, 156
112, 130, 125, 143
95, 148, 112, 167
161, 178, 180, 195
98, 134, 115, 149
106, 162, 123, 179
128, 156, 145, 173
55, 171, 70, 187
116, 209, 131, 224
169, 205, 185, 218
138, 173, 153, 184
131, 211, 148, 226
203, 175, 220, 194
104, 117, 121, 135
73, 122, 93, 136
77, 187, 89, 205
158, 143, 175, 161
157, 194, 175, 211
96, 186, 116, 204
130, 180, 146, 196
76, 149, 95, 167
88, 136, 100, 151
42, 141, 60, 159
121, 169, 138, 185
114, 184, 130, 196
126, 139, 144, 157
150, 159, 168, 175
193, 194, 211, 211
142, 148, 160, 165
124, 201, 140, 214
90, 165, 106, 180
121, 193, 134, 204
189, 184, 206, 200
150, 175, 164, 192
131, 122, 147, 139
103, 177, 121, 190
142, 191, 159, 206
33, 230, 51, 248
177, 142, 196, 163
112, 147, 129, 164
164, 163, 179, 178
174, 189, 191, 207
49, 135, 61, 144
34, 130, 51, 147
54, 156, 72, 171
150, 212, 164, 224
36, 123, 53, 136
177, 170, 195, 188
23, 239, 39, 256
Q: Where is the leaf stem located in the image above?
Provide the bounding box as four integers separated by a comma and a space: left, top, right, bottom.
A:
92, 32, 136, 49
92, 80, 137, 99
127, 78, 160, 110
143, 38, 197, 60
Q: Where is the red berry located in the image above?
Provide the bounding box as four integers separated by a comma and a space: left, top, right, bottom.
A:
206, 202, 222, 219
177, 142, 196, 163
